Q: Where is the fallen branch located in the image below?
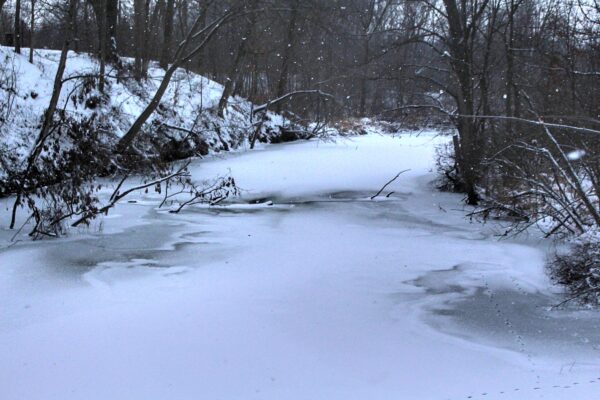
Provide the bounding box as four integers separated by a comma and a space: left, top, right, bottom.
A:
169, 176, 239, 213
371, 169, 410, 200
551, 288, 599, 309
71, 164, 190, 227
459, 114, 600, 135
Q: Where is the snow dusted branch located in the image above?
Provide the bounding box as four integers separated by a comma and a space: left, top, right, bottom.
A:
252, 90, 335, 114
168, 176, 239, 213
380, 104, 456, 117
537, 123, 600, 226
458, 115, 600, 136
475, 89, 600, 237
71, 164, 191, 227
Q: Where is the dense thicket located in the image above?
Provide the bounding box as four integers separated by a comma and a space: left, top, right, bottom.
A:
2, 1, 594, 116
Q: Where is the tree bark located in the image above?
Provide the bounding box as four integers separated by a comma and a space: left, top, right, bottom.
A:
99, 0, 107, 92
29, 0, 35, 63
89, 0, 119, 62
217, 2, 257, 118
160, 0, 175, 69
504, 0, 521, 133
274, 0, 300, 114
358, 38, 369, 116
15, 0, 22, 54
144, 0, 163, 72
177, 0, 189, 38
133, 0, 145, 80
441, 0, 490, 205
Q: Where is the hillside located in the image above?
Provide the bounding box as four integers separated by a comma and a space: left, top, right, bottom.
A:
0, 46, 294, 181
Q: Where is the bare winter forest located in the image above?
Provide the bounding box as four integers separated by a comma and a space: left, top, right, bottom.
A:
1, 1, 600, 399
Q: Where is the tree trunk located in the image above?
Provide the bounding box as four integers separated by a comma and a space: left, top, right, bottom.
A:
358, 38, 369, 116
144, 0, 163, 72
274, 0, 300, 113
441, 0, 488, 205
133, 0, 145, 80
106, 0, 118, 61
83, 2, 91, 52
177, 0, 189, 38
160, 0, 175, 69
504, 0, 520, 133
89, 0, 119, 62
217, 2, 257, 118
14, 0, 22, 54
28, 0, 35, 63
99, 0, 107, 92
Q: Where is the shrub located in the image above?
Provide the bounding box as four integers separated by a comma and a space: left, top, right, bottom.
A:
549, 235, 600, 307
435, 140, 462, 193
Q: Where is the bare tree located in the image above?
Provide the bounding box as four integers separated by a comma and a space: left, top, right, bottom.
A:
15, 0, 22, 54
29, 0, 36, 63
133, 0, 146, 80
117, 6, 244, 152
144, 0, 163, 72
9, 0, 80, 229
274, 0, 300, 114
89, 0, 119, 62
159, 0, 175, 69
98, 0, 107, 92
217, 0, 258, 118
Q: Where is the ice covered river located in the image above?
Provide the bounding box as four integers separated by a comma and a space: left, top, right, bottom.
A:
1, 132, 599, 399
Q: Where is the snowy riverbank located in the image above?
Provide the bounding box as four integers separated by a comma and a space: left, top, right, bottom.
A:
1, 132, 599, 400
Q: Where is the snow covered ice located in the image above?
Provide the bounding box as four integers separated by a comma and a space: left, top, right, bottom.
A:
1, 132, 600, 400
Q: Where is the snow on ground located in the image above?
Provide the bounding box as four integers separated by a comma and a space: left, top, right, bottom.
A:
1, 132, 600, 400
0, 46, 286, 175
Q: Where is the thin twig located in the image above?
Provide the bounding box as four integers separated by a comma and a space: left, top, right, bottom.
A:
10, 213, 34, 242
371, 169, 410, 200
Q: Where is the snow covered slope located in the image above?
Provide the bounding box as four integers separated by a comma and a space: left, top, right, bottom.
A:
0, 46, 287, 175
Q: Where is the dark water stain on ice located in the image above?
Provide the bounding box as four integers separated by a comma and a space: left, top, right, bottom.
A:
43, 225, 182, 271
11, 209, 238, 283
26, 191, 392, 282
409, 265, 470, 295
411, 266, 600, 359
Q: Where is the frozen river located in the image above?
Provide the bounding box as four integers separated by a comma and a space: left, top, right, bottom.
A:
1, 132, 599, 399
